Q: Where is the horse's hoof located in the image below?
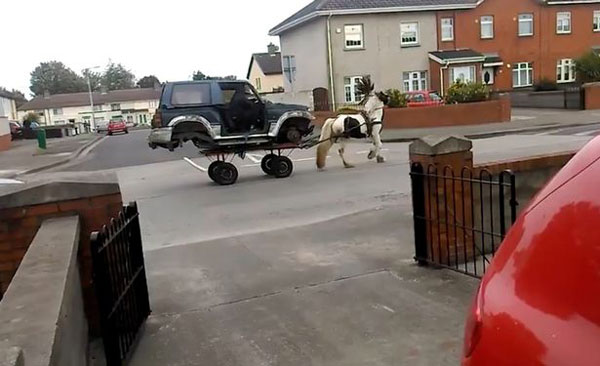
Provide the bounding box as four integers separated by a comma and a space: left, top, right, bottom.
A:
344, 164, 355, 169
367, 151, 376, 160
376, 156, 385, 163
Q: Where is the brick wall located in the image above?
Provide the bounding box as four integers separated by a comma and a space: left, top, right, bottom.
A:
0, 193, 123, 334
314, 98, 511, 128
584, 82, 600, 110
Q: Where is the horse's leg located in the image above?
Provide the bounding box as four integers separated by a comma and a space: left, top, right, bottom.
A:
370, 124, 385, 163
338, 139, 354, 168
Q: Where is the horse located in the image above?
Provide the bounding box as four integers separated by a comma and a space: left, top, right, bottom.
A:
316, 89, 389, 170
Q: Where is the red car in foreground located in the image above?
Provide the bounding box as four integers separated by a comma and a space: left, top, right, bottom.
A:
107, 119, 128, 135
463, 136, 600, 365
406, 91, 444, 107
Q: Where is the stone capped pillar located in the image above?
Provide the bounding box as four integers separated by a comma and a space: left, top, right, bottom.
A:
409, 136, 474, 266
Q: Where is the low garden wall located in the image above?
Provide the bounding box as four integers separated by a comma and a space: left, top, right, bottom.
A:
314, 97, 511, 128
0, 117, 11, 152
584, 82, 600, 110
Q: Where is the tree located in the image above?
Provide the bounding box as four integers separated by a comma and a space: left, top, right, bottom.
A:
576, 51, 600, 83
137, 75, 161, 88
82, 69, 103, 92
102, 62, 136, 91
22, 112, 40, 126
192, 70, 237, 81
29, 61, 87, 96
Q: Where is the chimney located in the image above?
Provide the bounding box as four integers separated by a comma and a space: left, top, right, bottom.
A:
267, 43, 279, 54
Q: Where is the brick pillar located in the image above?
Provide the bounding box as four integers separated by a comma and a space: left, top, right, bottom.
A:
409, 136, 474, 266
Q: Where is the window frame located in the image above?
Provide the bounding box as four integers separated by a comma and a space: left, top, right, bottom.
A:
400, 22, 420, 47
283, 55, 297, 84
594, 10, 600, 32
344, 76, 367, 104
556, 58, 576, 83
344, 24, 364, 50
518, 13, 534, 37
556, 12, 572, 34
402, 71, 428, 92
255, 77, 262, 91
512, 62, 534, 88
441, 18, 454, 42
450, 66, 476, 84
52, 108, 63, 115
110, 103, 120, 111
480, 15, 494, 39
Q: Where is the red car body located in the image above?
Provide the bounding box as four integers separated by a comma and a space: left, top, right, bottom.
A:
463, 136, 600, 365
107, 119, 128, 135
406, 91, 444, 108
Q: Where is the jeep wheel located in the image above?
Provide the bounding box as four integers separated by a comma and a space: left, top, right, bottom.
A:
272, 156, 293, 179
211, 162, 238, 185
286, 128, 302, 144
260, 154, 277, 175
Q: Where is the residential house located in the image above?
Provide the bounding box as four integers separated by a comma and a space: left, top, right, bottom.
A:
269, 0, 480, 108
247, 50, 284, 94
18, 88, 161, 129
0, 90, 19, 121
271, 0, 600, 107
434, 0, 600, 93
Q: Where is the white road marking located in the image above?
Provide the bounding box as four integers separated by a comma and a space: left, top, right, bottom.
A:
294, 157, 316, 162
183, 157, 207, 172
574, 129, 600, 136
534, 128, 570, 136
246, 154, 263, 163
511, 116, 536, 121
372, 304, 396, 313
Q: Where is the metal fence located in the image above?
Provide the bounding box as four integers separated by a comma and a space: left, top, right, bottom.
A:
410, 163, 518, 278
91, 202, 151, 366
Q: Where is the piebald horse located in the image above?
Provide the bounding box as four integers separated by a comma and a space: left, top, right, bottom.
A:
316, 79, 389, 169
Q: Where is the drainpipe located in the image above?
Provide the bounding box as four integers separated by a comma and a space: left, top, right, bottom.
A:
440, 62, 450, 97
326, 13, 336, 111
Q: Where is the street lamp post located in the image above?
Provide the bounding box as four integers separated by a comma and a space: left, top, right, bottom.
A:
83, 66, 100, 132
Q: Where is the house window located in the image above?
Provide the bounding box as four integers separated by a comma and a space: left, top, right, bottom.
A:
402, 71, 428, 92
400, 22, 419, 46
93, 105, 103, 112
441, 18, 454, 41
480, 16, 494, 39
557, 59, 576, 83
255, 78, 262, 91
52, 108, 63, 115
110, 103, 120, 111
283, 56, 296, 84
451, 66, 476, 84
557, 12, 571, 34
518, 14, 534, 36
513, 62, 533, 87
344, 25, 364, 49
344, 76, 366, 103
594, 11, 600, 32
482, 67, 495, 85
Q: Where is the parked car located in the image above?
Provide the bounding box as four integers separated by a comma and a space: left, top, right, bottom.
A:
107, 119, 128, 135
148, 80, 313, 151
406, 91, 444, 107
9, 121, 22, 140
462, 136, 600, 365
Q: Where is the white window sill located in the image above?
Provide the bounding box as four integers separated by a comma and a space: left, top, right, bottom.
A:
594, 29, 600, 32
518, 33, 534, 37
344, 47, 365, 51
480, 37, 494, 40
557, 80, 576, 84
441, 38, 454, 42
556, 31, 572, 35
401, 43, 421, 48
513, 84, 533, 88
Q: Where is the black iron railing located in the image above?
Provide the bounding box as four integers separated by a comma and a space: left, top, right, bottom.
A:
410, 163, 518, 278
91, 202, 151, 366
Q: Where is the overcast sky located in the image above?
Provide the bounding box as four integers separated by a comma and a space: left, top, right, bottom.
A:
1, 0, 309, 97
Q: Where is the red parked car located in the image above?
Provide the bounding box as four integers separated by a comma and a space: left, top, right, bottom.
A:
406, 91, 444, 107
107, 119, 128, 135
463, 136, 600, 365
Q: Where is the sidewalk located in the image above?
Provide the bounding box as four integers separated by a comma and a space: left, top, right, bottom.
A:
382, 108, 600, 141
0, 134, 103, 179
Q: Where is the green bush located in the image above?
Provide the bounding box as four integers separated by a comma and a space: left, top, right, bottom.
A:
534, 78, 558, 91
445, 81, 490, 104
22, 112, 40, 124
385, 89, 407, 108
575, 51, 600, 83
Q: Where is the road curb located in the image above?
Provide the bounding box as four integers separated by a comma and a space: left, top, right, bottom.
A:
381, 121, 600, 143
15, 135, 105, 177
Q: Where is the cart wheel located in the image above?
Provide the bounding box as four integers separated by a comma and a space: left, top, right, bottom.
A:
261, 154, 277, 175
208, 161, 221, 181
286, 128, 302, 144
272, 156, 293, 179
211, 162, 238, 185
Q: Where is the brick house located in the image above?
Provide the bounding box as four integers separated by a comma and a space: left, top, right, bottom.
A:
433, 0, 600, 94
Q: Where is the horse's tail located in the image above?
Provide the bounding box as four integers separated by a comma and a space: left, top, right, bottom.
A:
316, 118, 335, 169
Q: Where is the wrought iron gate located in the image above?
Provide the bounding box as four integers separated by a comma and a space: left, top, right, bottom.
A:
91, 202, 151, 366
410, 163, 518, 278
